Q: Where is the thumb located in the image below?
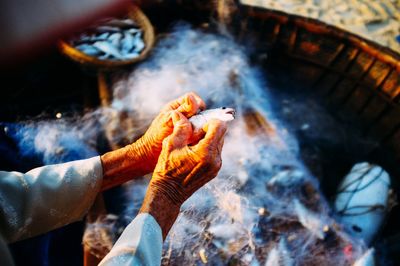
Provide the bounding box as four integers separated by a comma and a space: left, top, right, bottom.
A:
166, 111, 192, 149
195, 119, 227, 150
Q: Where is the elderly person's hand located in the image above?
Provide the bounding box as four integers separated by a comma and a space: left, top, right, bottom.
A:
100, 92, 205, 190
139, 111, 227, 238
137, 92, 206, 171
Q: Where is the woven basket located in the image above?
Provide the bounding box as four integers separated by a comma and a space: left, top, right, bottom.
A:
58, 4, 155, 69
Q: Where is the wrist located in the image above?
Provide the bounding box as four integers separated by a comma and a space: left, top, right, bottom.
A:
139, 181, 183, 239
133, 136, 159, 173
100, 141, 152, 191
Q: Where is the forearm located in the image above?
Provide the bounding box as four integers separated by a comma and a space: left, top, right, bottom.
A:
100, 138, 156, 191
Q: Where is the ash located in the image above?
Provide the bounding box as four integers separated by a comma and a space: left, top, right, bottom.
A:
4, 23, 368, 264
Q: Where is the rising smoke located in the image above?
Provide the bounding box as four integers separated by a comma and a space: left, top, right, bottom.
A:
113, 23, 366, 265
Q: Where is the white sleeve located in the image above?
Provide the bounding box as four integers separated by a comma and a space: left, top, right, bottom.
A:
0, 156, 103, 243
99, 213, 163, 266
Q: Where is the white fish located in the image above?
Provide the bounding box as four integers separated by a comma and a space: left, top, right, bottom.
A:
96, 26, 120, 33
106, 19, 137, 28
189, 107, 235, 142
92, 41, 122, 59
96, 33, 110, 41
70, 17, 146, 61
128, 28, 142, 35
109, 33, 123, 47
75, 44, 101, 56
190, 107, 235, 127
121, 32, 135, 52
133, 37, 145, 53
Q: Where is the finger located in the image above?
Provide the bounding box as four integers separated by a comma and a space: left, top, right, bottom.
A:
162, 92, 206, 117
177, 92, 206, 114
168, 111, 192, 149
161, 95, 185, 112
156, 110, 174, 130
190, 91, 206, 111
196, 119, 227, 149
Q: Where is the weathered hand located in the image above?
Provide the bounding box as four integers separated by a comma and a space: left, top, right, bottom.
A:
137, 92, 206, 173
139, 111, 227, 238
100, 92, 205, 190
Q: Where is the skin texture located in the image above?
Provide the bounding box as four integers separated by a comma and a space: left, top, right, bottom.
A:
139, 112, 227, 239
100, 92, 206, 191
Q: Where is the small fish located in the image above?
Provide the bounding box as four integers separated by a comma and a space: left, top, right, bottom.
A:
109, 32, 123, 47
133, 37, 145, 53
70, 17, 146, 61
75, 44, 101, 56
105, 19, 137, 28
96, 26, 120, 33
189, 107, 235, 142
92, 41, 122, 59
127, 28, 142, 35
95, 33, 110, 41
190, 107, 235, 128
121, 32, 135, 52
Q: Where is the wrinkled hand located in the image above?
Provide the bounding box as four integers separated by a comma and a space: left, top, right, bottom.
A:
139, 111, 227, 238
135, 92, 206, 173
100, 92, 205, 190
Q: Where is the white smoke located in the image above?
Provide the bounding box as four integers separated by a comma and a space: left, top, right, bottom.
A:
114, 23, 366, 265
